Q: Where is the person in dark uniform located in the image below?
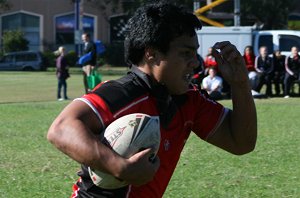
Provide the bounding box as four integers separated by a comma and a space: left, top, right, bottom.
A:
55, 46, 70, 101
254, 46, 274, 97
47, 2, 257, 198
284, 46, 300, 98
82, 32, 97, 93
272, 50, 286, 96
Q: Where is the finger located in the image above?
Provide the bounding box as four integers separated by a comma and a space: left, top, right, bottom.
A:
136, 147, 152, 156
213, 41, 231, 50
211, 47, 224, 65
212, 41, 234, 64
215, 43, 240, 63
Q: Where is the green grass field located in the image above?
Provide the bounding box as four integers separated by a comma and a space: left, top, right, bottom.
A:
0, 71, 299, 198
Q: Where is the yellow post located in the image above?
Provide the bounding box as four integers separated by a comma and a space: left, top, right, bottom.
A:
195, 0, 229, 15
197, 15, 225, 27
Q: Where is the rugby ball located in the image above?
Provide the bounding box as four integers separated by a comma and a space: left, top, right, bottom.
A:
88, 113, 160, 189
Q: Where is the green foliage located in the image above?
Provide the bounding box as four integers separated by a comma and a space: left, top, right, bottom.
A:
103, 42, 126, 66
0, 0, 10, 11
42, 50, 79, 68
76, 0, 297, 30
122, 0, 195, 14
42, 50, 56, 68
2, 30, 29, 53
241, 0, 298, 29
65, 50, 79, 67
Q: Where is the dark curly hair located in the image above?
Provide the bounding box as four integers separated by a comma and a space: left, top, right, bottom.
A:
124, 2, 202, 66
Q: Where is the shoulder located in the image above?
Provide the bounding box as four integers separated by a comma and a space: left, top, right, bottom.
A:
202, 76, 208, 82
92, 75, 148, 113
185, 87, 209, 102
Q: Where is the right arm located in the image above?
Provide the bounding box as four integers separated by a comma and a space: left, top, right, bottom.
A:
254, 56, 263, 73
285, 56, 294, 76
47, 100, 159, 185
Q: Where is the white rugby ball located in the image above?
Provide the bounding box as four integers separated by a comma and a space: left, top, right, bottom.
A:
88, 113, 160, 189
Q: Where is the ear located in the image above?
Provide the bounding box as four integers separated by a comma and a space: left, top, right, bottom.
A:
145, 47, 162, 67
145, 47, 156, 62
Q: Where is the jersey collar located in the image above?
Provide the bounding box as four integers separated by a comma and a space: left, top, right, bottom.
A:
129, 66, 188, 128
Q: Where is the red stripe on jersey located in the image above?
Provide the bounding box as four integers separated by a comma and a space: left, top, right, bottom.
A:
82, 93, 114, 127
113, 95, 150, 118
71, 179, 80, 198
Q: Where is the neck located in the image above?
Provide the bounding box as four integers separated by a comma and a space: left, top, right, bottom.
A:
136, 64, 161, 85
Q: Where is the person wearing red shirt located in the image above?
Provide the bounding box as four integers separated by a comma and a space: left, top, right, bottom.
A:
243, 46, 255, 71
243, 45, 258, 90
204, 47, 218, 74
47, 2, 257, 198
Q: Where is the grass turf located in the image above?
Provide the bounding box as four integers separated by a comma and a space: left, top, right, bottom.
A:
0, 71, 299, 197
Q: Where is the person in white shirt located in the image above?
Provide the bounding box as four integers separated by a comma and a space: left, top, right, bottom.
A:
202, 67, 223, 100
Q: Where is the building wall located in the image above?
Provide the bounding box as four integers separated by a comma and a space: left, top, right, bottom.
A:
0, 0, 122, 52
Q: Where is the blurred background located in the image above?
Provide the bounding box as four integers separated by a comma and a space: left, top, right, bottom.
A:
0, 0, 299, 67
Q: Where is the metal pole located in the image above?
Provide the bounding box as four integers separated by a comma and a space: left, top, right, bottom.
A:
234, 0, 240, 26
74, 0, 83, 56
193, 0, 200, 12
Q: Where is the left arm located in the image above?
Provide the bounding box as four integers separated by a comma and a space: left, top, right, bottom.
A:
207, 41, 257, 155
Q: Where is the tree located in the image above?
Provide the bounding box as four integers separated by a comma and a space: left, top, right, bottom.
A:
71, 0, 121, 22
0, 0, 10, 12
241, 0, 298, 29
72, 0, 297, 30
2, 30, 29, 53
81, 0, 195, 19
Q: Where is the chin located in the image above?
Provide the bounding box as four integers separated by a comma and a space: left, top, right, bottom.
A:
171, 87, 189, 95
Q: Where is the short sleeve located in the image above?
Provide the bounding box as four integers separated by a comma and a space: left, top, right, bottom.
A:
75, 93, 114, 129
191, 93, 229, 140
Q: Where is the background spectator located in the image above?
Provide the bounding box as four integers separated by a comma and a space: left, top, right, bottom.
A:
204, 47, 218, 74
202, 67, 223, 100
254, 46, 274, 97
55, 46, 70, 101
81, 32, 97, 93
284, 46, 300, 98
273, 50, 286, 96
243, 45, 258, 90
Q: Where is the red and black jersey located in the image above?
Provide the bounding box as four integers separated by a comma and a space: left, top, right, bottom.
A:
72, 66, 228, 198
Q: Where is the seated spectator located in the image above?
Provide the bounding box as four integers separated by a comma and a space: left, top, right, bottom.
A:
205, 47, 230, 97
243, 45, 258, 90
273, 50, 286, 96
204, 47, 218, 74
202, 67, 223, 100
284, 46, 300, 98
254, 46, 274, 97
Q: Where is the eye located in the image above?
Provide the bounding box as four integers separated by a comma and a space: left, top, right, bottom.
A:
181, 50, 195, 60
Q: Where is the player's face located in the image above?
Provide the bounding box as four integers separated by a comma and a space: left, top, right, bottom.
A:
157, 35, 199, 95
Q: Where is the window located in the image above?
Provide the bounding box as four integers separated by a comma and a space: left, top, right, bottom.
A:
26, 53, 38, 61
279, 35, 300, 52
1, 55, 13, 63
55, 14, 95, 45
1, 13, 40, 51
258, 35, 273, 54
16, 53, 37, 62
